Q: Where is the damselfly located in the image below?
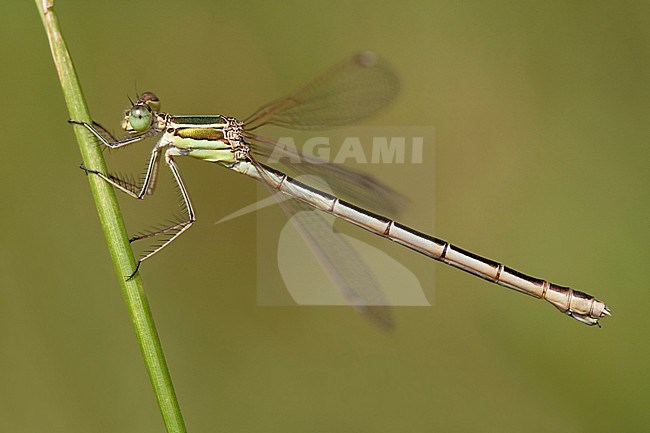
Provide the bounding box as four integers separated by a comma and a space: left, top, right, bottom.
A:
70, 51, 610, 327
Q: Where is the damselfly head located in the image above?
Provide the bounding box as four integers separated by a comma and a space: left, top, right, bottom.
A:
120, 91, 160, 133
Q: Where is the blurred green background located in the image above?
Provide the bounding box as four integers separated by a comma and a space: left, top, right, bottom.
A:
2, 1, 648, 432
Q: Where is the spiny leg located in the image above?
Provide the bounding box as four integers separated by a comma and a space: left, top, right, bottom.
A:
127, 150, 196, 280
80, 145, 163, 198
89, 122, 137, 159
69, 120, 158, 149
78, 144, 166, 280
91, 121, 122, 143
71, 117, 193, 279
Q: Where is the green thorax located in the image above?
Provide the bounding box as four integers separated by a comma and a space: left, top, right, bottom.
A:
168, 115, 238, 164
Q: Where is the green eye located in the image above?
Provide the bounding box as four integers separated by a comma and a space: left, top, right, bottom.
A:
129, 105, 152, 132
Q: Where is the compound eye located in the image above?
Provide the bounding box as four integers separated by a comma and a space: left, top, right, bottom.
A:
128, 104, 152, 132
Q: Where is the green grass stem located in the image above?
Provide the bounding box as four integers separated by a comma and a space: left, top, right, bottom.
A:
34, 2, 187, 431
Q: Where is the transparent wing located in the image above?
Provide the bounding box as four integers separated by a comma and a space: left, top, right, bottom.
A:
244, 131, 407, 216
244, 51, 399, 131
248, 158, 394, 330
